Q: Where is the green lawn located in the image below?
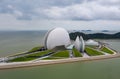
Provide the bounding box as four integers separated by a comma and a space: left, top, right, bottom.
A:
9, 50, 52, 62
26, 50, 52, 57
86, 45, 98, 49
28, 46, 43, 53
100, 46, 114, 54
8, 46, 43, 57
72, 48, 82, 57
52, 50, 69, 57
9, 57, 34, 62
85, 47, 104, 56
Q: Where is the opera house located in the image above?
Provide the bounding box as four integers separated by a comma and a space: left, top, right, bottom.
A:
44, 27, 71, 50
44, 27, 85, 53
0, 27, 116, 68
43, 27, 115, 58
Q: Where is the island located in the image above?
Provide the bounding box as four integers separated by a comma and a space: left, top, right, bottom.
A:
0, 27, 119, 70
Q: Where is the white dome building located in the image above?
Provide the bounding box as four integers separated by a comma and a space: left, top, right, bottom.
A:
44, 27, 71, 49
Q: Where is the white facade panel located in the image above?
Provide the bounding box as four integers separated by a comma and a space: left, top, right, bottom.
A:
80, 36, 85, 52
74, 36, 85, 52
74, 36, 81, 51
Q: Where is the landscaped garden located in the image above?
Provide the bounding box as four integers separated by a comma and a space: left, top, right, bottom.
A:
85, 47, 104, 56
52, 50, 69, 57
9, 49, 52, 62
8, 45, 116, 62
72, 48, 82, 57
100, 46, 114, 54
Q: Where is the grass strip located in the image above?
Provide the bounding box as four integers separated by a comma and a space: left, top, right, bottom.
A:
72, 48, 82, 57
28, 46, 43, 53
100, 46, 114, 54
85, 47, 104, 56
52, 50, 69, 57
9, 50, 52, 62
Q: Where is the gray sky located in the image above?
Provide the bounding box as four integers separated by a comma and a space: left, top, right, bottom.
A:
0, 0, 120, 30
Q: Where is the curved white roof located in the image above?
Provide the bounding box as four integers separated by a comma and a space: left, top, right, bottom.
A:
74, 36, 85, 52
85, 39, 99, 46
74, 36, 81, 51
80, 36, 85, 52
44, 27, 71, 49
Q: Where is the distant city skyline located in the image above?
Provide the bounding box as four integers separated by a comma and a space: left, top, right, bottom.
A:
0, 0, 120, 30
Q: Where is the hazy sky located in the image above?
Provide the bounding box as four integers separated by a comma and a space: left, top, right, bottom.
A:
0, 0, 120, 30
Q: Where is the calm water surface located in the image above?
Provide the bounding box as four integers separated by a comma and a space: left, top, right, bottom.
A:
0, 31, 120, 79
0, 58, 120, 79
0, 31, 46, 56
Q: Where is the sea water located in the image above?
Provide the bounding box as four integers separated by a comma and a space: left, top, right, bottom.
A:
0, 31, 46, 57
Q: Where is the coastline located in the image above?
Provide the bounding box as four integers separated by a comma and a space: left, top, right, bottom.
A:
0, 53, 120, 70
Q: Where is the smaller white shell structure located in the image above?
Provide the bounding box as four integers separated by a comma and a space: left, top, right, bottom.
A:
74, 36, 81, 51
80, 36, 85, 52
74, 36, 85, 52
85, 39, 99, 46
44, 27, 71, 49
